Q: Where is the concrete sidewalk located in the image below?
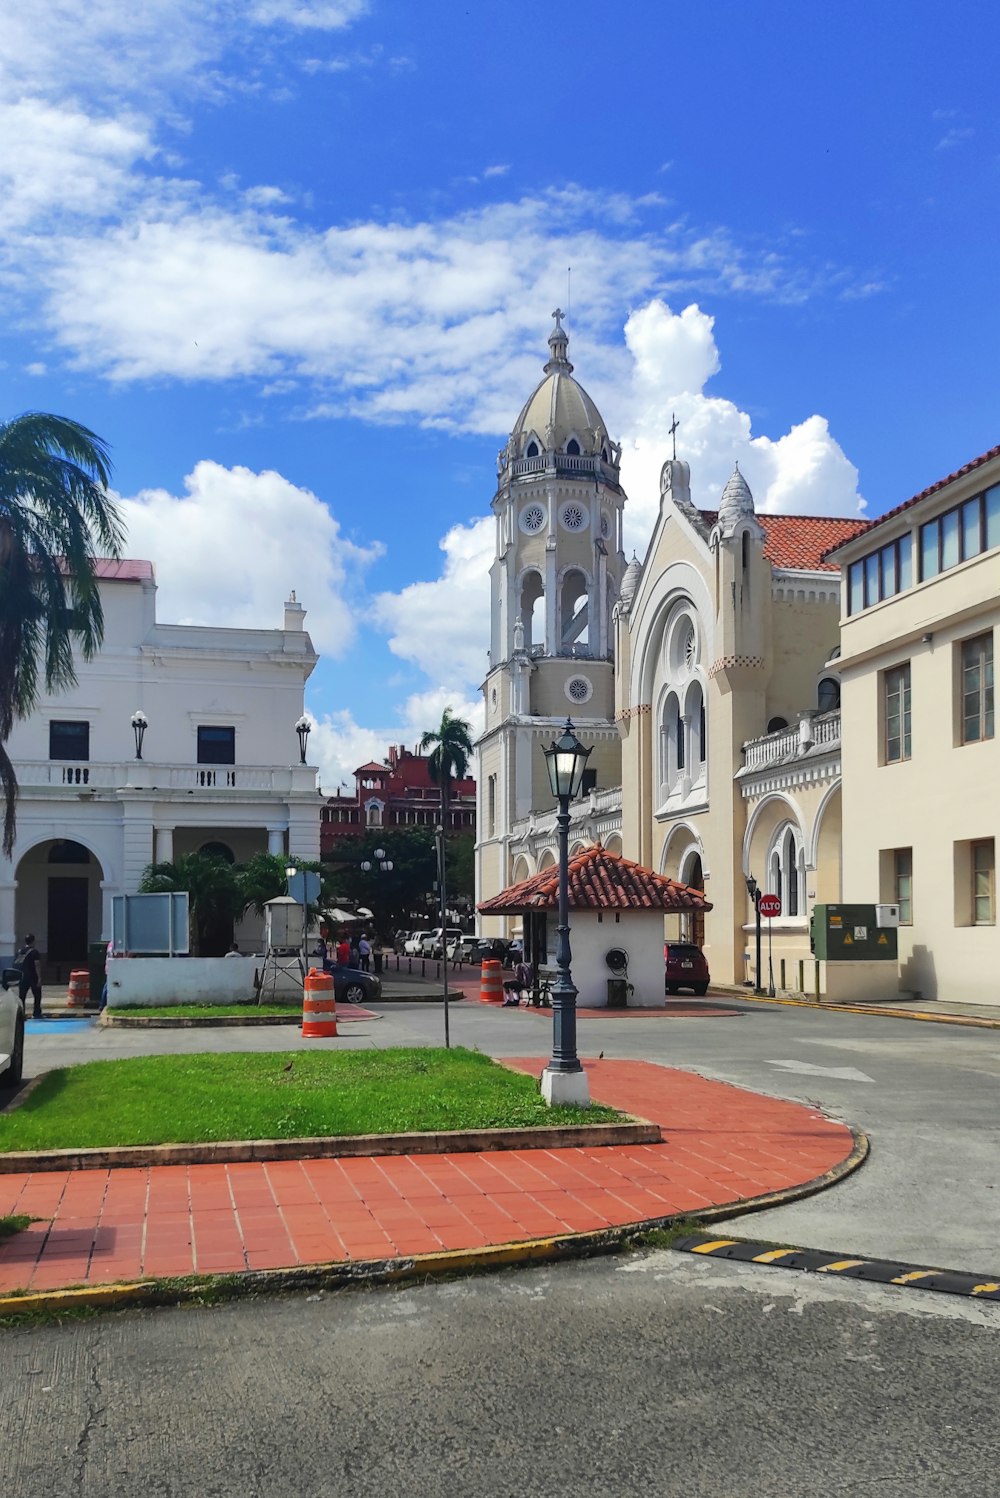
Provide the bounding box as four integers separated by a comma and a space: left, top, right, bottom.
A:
0, 1059, 859, 1301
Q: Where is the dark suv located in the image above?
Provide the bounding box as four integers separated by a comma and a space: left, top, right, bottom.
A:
664, 942, 710, 996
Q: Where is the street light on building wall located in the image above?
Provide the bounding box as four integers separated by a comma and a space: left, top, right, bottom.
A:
745, 873, 764, 996
540, 719, 593, 1108
295, 715, 312, 765
130, 709, 148, 760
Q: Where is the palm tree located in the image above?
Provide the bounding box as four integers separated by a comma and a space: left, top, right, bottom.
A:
0, 412, 123, 855
420, 707, 474, 827
139, 853, 243, 956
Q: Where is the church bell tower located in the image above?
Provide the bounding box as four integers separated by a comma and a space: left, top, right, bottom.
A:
476, 312, 628, 911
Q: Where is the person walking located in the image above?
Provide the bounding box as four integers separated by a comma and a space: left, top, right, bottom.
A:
336, 935, 350, 967
357, 933, 372, 972
16, 934, 42, 1020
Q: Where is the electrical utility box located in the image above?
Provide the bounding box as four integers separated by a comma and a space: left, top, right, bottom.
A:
810, 904, 898, 962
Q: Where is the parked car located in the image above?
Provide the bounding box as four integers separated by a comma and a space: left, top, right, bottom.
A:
403, 931, 430, 956
332, 965, 381, 1005
664, 941, 710, 996
0, 966, 25, 1088
423, 927, 463, 958
448, 935, 482, 964
475, 937, 510, 965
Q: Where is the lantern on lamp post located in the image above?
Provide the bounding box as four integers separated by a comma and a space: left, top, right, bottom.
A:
294, 715, 312, 765
539, 719, 593, 1107
130, 709, 148, 761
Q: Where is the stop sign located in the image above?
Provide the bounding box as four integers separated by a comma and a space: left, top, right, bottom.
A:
759, 894, 781, 918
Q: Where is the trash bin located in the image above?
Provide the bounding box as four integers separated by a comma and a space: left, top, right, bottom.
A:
373, 951, 384, 975
88, 940, 108, 999
607, 977, 628, 1009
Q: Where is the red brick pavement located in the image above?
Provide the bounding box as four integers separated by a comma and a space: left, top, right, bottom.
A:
0, 1059, 855, 1293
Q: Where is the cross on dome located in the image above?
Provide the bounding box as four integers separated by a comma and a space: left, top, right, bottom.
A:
545, 307, 573, 373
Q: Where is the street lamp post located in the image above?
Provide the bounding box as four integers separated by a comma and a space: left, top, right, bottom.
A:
285, 863, 305, 976
130, 709, 148, 760
540, 719, 593, 1108
294, 715, 312, 765
435, 824, 452, 1050
359, 846, 392, 978
745, 874, 764, 996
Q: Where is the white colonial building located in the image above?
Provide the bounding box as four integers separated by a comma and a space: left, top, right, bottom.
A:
1, 560, 321, 971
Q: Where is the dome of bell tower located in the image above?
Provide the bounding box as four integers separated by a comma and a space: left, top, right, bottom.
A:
505, 310, 615, 464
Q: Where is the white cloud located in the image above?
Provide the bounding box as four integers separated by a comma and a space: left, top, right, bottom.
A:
306, 692, 484, 794
0, 100, 156, 231
935, 126, 974, 151
370, 299, 864, 714
374, 517, 494, 691
250, 0, 369, 30
243, 184, 293, 207
118, 460, 382, 654
612, 299, 864, 549
483, 164, 510, 179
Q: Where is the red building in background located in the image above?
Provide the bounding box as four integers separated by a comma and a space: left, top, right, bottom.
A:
320, 744, 476, 854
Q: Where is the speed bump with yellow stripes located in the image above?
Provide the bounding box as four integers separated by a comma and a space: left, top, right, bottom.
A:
671, 1232, 1000, 1301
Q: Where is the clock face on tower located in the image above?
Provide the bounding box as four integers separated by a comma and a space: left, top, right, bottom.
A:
520, 503, 546, 535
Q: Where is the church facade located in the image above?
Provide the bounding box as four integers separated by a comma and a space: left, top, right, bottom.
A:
476, 314, 869, 989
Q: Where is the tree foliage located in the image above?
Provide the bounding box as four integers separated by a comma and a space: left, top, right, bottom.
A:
419, 707, 473, 820
139, 853, 243, 956
0, 412, 123, 855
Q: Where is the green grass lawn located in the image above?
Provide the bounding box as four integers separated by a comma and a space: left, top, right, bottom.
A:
113, 1003, 303, 1019
0, 1048, 620, 1151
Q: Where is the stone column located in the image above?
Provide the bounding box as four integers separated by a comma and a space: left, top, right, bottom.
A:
154, 825, 174, 864
267, 826, 286, 857
120, 801, 155, 893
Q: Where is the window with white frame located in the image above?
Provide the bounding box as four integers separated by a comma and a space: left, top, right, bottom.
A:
768, 823, 804, 918
657, 609, 706, 801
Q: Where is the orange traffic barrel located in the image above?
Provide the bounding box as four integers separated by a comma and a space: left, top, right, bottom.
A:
66, 969, 90, 1007
479, 958, 503, 1005
302, 967, 338, 1038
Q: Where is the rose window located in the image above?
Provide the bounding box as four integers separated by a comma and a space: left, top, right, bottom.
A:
567, 676, 590, 702
521, 504, 545, 533
561, 503, 587, 531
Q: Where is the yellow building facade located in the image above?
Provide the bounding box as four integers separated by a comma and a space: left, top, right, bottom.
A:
831, 443, 1000, 1005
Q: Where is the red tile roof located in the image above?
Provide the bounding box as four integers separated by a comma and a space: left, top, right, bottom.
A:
354, 760, 390, 775
822, 441, 1000, 559
60, 559, 154, 581
478, 844, 713, 915
700, 511, 870, 572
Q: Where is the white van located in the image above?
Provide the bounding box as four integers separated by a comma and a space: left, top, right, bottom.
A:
0, 967, 25, 1088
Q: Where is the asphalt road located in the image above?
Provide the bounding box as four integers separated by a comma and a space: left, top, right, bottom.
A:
2, 1251, 999, 1498
23, 996, 1000, 1273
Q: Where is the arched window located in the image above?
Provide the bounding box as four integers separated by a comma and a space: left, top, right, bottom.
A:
560, 569, 589, 650
818, 677, 841, 712
767, 716, 788, 733
519, 570, 545, 651
200, 841, 235, 864
525, 441, 539, 458
48, 840, 90, 864
769, 823, 803, 918
367, 802, 382, 827
674, 699, 685, 771
566, 438, 580, 456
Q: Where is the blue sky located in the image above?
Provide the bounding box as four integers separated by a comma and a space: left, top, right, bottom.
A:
2, 0, 997, 786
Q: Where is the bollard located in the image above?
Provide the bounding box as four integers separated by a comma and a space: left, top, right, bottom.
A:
302, 967, 337, 1038
814, 960, 822, 1000
798, 958, 805, 993
779, 958, 786, 992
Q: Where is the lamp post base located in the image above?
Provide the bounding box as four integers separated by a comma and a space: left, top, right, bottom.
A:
540, 1066, 591, 1109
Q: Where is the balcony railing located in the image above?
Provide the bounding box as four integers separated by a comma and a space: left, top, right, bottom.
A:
741, 711, 841, 773
16, 761, 318, 794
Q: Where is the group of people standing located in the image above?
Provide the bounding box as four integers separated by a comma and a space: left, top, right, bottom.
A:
313, 932, 373, 973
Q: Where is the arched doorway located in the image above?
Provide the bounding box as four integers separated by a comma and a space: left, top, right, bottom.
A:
16, 839, 105, 978
680, 851, 706, 948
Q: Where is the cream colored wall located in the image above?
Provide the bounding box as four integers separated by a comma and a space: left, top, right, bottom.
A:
840, 554, 1000, 1003
768, 596, 841, 724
